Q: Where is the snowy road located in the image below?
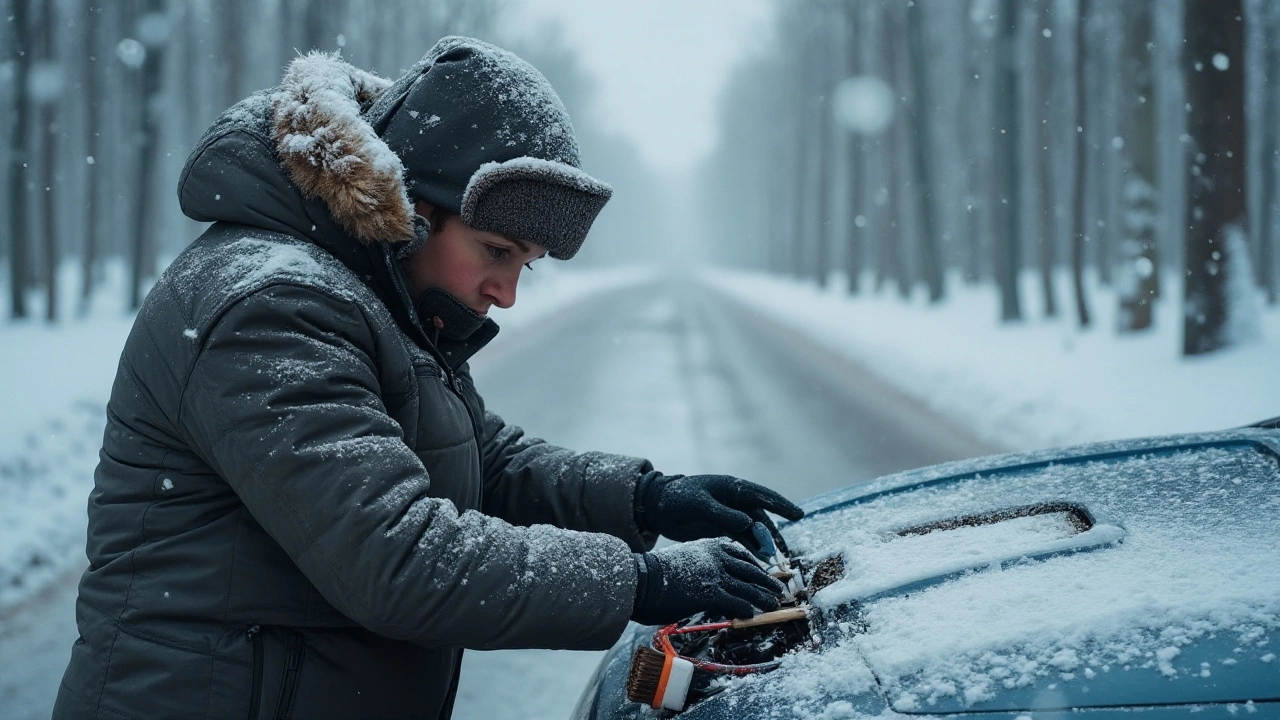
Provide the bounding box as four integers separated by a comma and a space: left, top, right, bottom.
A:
0, 278, 998, 720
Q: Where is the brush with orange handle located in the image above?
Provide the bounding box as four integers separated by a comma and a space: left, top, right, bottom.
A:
624, 607, 808, 711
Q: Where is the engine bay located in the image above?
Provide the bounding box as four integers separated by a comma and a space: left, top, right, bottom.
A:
626, 551, 846, 714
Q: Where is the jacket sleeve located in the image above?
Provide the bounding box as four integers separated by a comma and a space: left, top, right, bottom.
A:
179, 283, 637, 651
475, 405, 658, 553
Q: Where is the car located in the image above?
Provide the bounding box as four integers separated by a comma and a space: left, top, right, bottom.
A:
572, 426, 1280, 719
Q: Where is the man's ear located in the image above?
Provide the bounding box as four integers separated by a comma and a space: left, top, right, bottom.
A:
414, 200, 437, 218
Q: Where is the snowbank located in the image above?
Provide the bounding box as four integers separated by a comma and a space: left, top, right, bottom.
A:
705, 267, 1280, 451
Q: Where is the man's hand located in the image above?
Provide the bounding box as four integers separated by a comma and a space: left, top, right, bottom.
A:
634, 473, 804, 555
631, 539, 785, 626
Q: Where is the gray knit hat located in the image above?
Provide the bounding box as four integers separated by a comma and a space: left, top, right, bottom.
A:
364, 37, 611, 260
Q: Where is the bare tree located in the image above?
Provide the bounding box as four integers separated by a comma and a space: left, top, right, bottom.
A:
34, 0, 61, 320
1071, 0, 1092, 327
906, 0, 944, 302
785, 9, 811, 279
842, 0, 869, 295
216, 0, 247, 109
812, 1, 837, 288
1117, 1, 1161, 332
1256, 0, 1280, 303
127, 0, 170, 310
7, 0, 32, 318
993, 0, 1023, 321
875, 0, 908, 297
1182, 0, 1248, 355
962, 0, 997, 284
80, 2, 105, 315
1085, 1, 1123, 288
1029, 0, 1057, 317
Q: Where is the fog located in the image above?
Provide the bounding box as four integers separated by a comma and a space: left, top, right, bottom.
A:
3, 1, 1279, 718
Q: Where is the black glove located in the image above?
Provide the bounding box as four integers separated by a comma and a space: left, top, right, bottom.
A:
631, 539, 786, 626
634, 473, 805, 556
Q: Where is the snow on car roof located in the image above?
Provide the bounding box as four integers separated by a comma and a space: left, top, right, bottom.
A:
771, 436, 1280, 714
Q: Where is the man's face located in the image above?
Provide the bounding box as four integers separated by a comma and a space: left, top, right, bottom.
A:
403, 202, 547, 316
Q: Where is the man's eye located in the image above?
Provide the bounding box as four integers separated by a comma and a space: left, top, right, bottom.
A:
486, 246, 508, 261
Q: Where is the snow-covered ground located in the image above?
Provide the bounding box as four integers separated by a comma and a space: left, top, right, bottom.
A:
707, 267, 1280, 451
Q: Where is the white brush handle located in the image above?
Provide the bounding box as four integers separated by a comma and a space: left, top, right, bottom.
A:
730, 607, 808, 629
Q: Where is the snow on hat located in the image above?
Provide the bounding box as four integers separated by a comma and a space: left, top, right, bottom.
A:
364, 36, 612, 260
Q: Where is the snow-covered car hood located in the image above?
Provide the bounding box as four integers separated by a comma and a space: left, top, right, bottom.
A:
576, 429, 1280, 719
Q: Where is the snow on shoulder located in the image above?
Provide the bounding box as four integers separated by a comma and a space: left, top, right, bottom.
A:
162, 234, 369, 311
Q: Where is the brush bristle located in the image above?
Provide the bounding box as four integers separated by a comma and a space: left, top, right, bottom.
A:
625, 645, 668, 705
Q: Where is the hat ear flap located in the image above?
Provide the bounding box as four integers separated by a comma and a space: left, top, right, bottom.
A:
395, 213, 432, 260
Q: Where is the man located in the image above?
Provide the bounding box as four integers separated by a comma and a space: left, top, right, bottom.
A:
54, 37, 802, 719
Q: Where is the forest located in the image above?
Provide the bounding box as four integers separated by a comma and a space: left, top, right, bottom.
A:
700, 0, 1269, 356
0, 0, 661, 322
2, 0, 1274, 358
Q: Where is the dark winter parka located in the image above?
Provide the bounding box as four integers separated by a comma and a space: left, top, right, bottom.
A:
54, 48, 654, 720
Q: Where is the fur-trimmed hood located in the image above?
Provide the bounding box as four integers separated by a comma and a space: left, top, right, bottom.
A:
179, 53, 417, 247
271, 53, 417, 245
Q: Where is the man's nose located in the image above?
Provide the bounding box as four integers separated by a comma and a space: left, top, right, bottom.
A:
484, 270, 519, 309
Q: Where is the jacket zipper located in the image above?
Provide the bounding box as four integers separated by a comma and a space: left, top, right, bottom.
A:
441, 369, 484, 448
246, 625, 263, 720
273, 631, 305, 720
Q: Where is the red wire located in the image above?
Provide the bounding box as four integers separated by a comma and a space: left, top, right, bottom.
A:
667, 621, 732, 635
653, 624, 782, 675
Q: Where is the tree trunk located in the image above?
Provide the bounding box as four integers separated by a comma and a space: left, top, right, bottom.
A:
962, 2, 990, 284
80, 1, 103, 315
787, 54, 808, 279
994, 0, 1023, 321
813, 8, 835, 288
1072, 0, 1092, 327
37, 0, 59, 321
788, 11, 814, 281
302, 0, 347, 53
907, 0, 944, 302
1085, 1, 1120, 288
7, 0, 32, 318
219, 0, 245, 109
1259, 1, 1280, 304
1117, 1, 1160, 332
881, 0, 909, 298
1031, 0, 1057, 317
768, 110, 789, 274
1182, 0, 1247, 355
280, 0, 302, 70
303, 0, 327, 52
843, 1, 864, 295
128, 0, 168, 310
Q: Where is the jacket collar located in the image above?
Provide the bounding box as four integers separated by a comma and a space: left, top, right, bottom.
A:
415, 288, 501, 371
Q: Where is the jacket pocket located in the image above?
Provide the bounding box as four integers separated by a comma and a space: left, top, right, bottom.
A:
272, 629, 305, 720
246, 625, 305, 720
247, 625, 263, 720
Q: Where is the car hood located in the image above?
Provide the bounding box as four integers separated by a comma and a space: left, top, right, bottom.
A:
600, 429, 1280, 719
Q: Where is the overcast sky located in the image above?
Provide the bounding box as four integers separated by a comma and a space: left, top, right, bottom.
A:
504, 0, 775, 175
